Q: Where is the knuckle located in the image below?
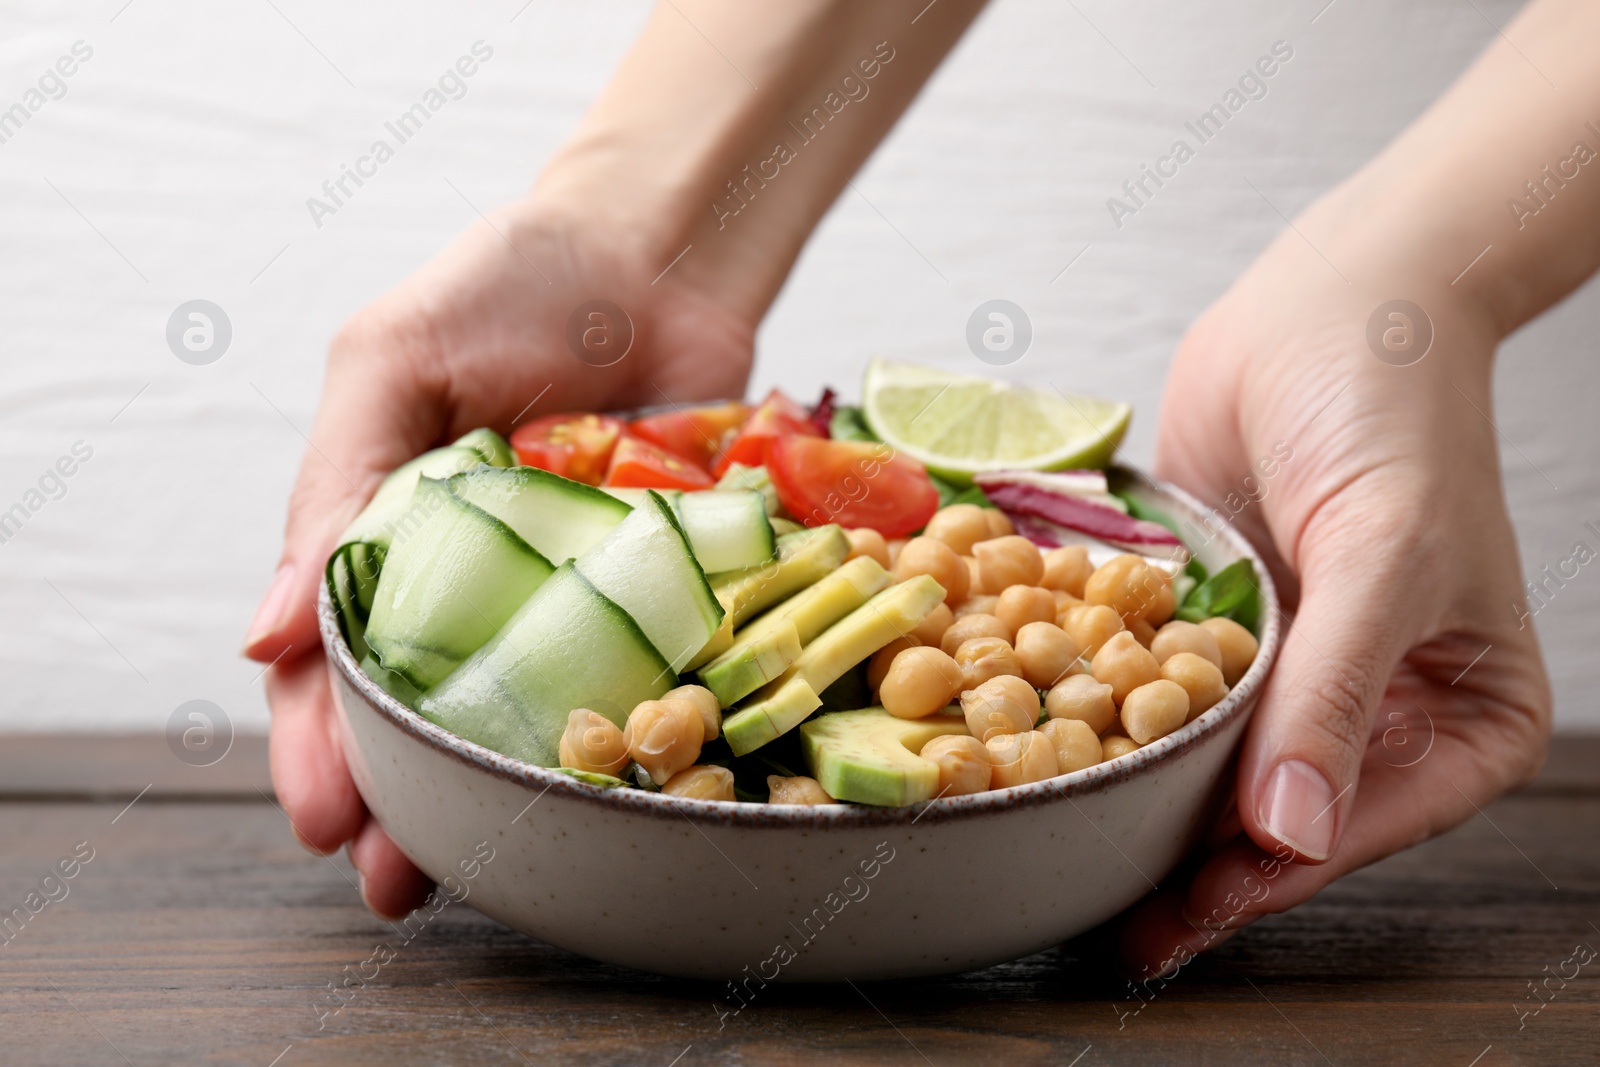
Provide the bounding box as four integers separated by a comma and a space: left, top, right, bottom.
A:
1300, 667, 1374, 756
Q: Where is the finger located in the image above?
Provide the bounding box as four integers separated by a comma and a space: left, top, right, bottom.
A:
1116, 883, 1241, 981
244, 322, 447, 662
1237, 548, 1429, 864
348, 817, 435, 920
265, 652, 367, 854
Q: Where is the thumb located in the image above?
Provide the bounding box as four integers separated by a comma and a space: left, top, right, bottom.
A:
1237, 548, 1425, 863
244, 335, 445, 663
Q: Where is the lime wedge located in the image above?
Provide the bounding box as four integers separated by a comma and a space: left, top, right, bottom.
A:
861, 360, 1131, 483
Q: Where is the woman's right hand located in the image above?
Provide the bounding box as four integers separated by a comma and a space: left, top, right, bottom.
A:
241, 198, 757, 917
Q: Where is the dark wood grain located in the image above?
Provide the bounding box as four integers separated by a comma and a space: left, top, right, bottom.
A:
2, 735, 1597, 1066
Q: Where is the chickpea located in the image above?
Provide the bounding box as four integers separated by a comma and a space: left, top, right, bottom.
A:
558, 709, 629, 775
1084, 554, 1167, 622
1090, 630, 1160, 705
985, 508, 1015, 539
1128, 618, 1157, 648
664, 683, 721, 742
965, 555, 981, 593
940, 613, 1009, 657
1014, 621, 1081, 689
623, 697, 704, 785
973, 535, 1044, 593
868, 636, 919, 694
1161, 652, 1229, 722
986, 731, 1058, 788
1144, 579, 1177, 626
1041, 545, 1094, 598
893, 536, 968, 606
1101, 734, 1140, 760
1038, 718, 1102, 773
845, 527, 890, 568
662, 764, 735, 801
1044, 674, 1117, 735
994, 585, 1056, 638
1201, 617, 1260, 686
1052, 589, 1084, 614
960, 675, 1039, 741
881, 646, 964, 719
766, 775, 835, 805
923, 503, 991, 556
953, 636, 1021, 692
1063, 604, 1124, 658
909, 601, 954, 648
954, 594, 999, 619
1120, 679, 1190, 745
886, 538, 906, 568
919, 735, 992, 796
1149, 620, 1222, 668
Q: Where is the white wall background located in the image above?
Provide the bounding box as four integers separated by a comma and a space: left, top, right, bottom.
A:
1, 0, 1594, 734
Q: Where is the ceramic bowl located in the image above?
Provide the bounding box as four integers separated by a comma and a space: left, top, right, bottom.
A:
319, 464, 1279, 981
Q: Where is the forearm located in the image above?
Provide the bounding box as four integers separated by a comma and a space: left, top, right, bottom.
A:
1298, 0, 1600, 341
534, 0, 987, 320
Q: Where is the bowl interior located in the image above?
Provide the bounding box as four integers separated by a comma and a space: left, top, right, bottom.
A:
317, 460, 1280, 825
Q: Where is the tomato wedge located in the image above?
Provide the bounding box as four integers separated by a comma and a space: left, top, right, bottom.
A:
511, 413, 625, 485
713, 389, 819, 477
603, 436, 715, 490
630, 401, 750, 473
766, 435, 939, 537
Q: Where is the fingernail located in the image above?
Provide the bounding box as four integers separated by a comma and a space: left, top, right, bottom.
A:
1259, 759, 1339, 861
244, 563, 296, 653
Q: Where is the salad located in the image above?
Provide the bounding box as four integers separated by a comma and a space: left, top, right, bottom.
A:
326, 360, 1260, 807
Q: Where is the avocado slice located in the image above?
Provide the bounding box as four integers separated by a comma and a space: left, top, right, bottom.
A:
723, 554, 890, 657
686, 526, 850, 669
801, 707, 970, 806
721, 575, 947, 755
723, 676, 824, 755
698, 619, 802, 707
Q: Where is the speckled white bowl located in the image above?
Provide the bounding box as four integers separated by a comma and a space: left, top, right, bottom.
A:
319, 466, 1279, 981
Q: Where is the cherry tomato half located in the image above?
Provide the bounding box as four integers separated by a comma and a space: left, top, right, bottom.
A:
510, 413, 626, 485
766, 435, 939, 538
603, 436, 715, 490
630, 401, 750, 473
713, 389, 819, 477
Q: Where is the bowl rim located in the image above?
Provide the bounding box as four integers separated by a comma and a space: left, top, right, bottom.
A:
319, 462, 1280, 828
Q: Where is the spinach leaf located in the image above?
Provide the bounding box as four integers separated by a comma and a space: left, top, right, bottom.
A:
1175, 558, 1261, 633
829, 405, 877, 442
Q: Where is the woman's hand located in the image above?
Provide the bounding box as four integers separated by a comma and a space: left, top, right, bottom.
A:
241, 200, 755, 917
1121, 213, 1553, 977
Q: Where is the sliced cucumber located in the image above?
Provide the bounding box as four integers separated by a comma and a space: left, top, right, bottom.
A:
602, 488, 776, 579
327, 543, 382, 662
714, 463, 781, 516
341, 436, 512, 549
364, 478, 554, 690
576, 491, 723, 672
419, 563, 673, 766
451, 427, 516, 468
676, 490, 775, 572
449, 465, 630, 564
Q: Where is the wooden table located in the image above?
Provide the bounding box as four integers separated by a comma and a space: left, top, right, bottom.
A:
3, 734, 1597, 1066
